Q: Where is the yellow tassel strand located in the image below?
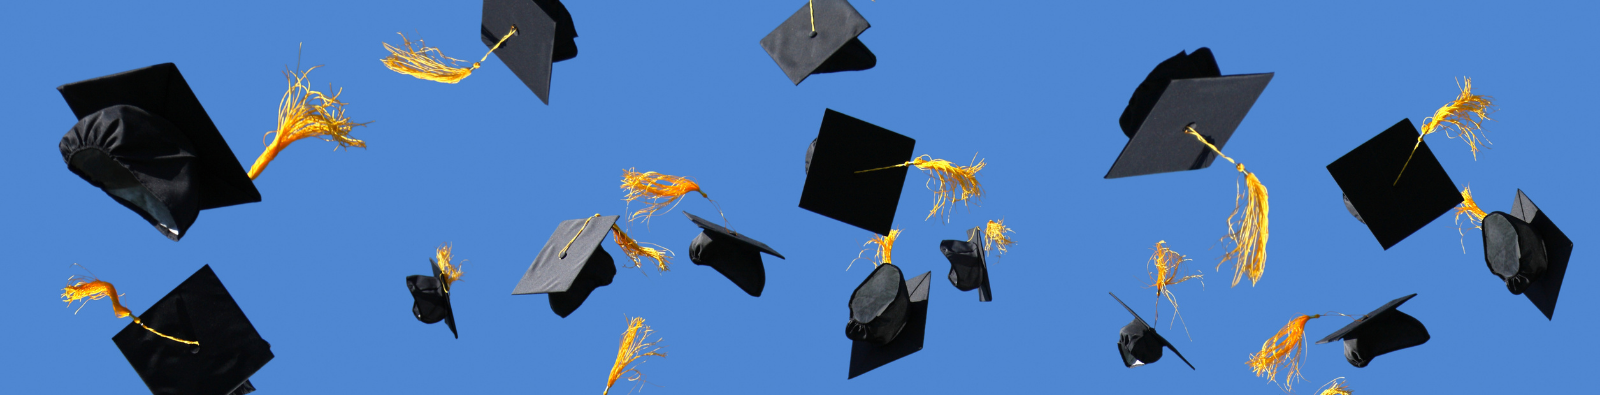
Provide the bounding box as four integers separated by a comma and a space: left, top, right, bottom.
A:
1247, 314, 1322, 392
603, 316, 666, 395
857, 155, 986, 222
380, 28, 517, 84
434, 244, 464, 292
620, 169, 708, 225
984, 219, 1016, 255
610, 224, 673, 273
61, 273, 199, 346
1453, 184, 1490, 253
1394, 78, 1496, 184
1317, 377, 1354, 395
247, 65, 372, 180
1146, 240, 1202, 335
850, 229, 900, 271
1186, 127, 1269, 287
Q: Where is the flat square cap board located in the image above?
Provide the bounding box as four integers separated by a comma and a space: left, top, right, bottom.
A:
513, 214, 619, 317
113, 265, 273, 395
760, 0, 876, 85
1105, 73, 1274, 179
685, 211, 786, 297
1109, 292, 1193, 370
482, 0, 578, 104
1315, 293, 1429, 367
1326, 118, 1462, 250
799, 109, 916, 236
848, 269, 930, 379
1509, 190, 1570, 319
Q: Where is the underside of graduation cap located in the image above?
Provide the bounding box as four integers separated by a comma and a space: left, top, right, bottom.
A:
1327, 119, 1462, 250
113, 265, 273, 395
1315, 293, 1428, 368
799, 109, 915, 236
685, 211, 785, 297
848, 270, 930, 379
61, 105, 199, 241
941, 225, 991, 301
406, 260, 458, 338
760, 0, 875, 85
1104, 71, 1274, 179
1120, 48, 1222, 138
483, 0, 578, 104
514, 215, 620, 317
1109, 292, 1193, 370
1511, 190, 1570, 320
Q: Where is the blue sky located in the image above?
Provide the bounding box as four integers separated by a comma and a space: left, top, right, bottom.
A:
5, 1, 1595, 393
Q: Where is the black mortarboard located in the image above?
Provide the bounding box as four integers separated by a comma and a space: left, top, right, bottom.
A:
406, 259, 458, 338
1327, 119, 1462, 250
513, 215, 619, 317
940, 225, 991, 302
799, 109, 915, 236
113, 265, 272, 395
760, 0, 876, 85
1315, 293, 1430, 367
481, 0, 578, 104
1109, 292, 1193, 370
1105, 48, 1273, 179
847, 264, 930, 379
57, 63, 261, 241
684, 211, 785, 297
1481, 190, 1570, 320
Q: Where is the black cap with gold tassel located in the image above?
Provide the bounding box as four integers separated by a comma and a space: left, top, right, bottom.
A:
513, 214, 673, 317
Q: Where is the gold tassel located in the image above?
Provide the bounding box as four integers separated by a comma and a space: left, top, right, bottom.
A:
850, 229, 900, 271
610, 224, 673, 273
1247, 314, 1322, 392
1146, 240, 1202, 334
247, 65, 372, 180
61, 273, 199, 345
857, 155, 986, 221
1318, 377, 1353, 395
620, 169, 707, 224
984, 219, 1016, 255
1186, 128, 1269, 287
1454, 184, 1489, 253
1394, 78, 1496, 184
380, 28, 518, 84
434, 244, 464, 292
603, 316, 666, 395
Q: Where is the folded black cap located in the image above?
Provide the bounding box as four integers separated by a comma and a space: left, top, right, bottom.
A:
57, 63, 261, 241
406, 259, 458, 338
1327, 119, 1463, 250
800, 109, 915, 236
1109, 292, 1193, 370
1482, 190, 1570, 320
513, 215, 619, 317
847, 264, 930, 379
940, 225, 991, 302
684, 211, 785, 297
1106, 48, 1273, 179
760, 0, 876, 85
1315, 293, 1430, 367
113, 265, 273, 395
482, 0, 578, 104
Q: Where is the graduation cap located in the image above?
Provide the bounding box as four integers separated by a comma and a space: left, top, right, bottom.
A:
1109, 292, 1193, 370
760, 0, 876, 85
513, 215, 620, 317
1315, 293, 1430, 367
940, 225, 992, 302
113, 265, 273, 395
57, 63, 260, 241
847, 264, 930, 378
684, 211, 785, 297
1327, 119, 1463, 249
1106, 48, 1273, 179
800, 109, 916, 235
1480, 190, 1571, 320
406, 254, 460, 338
481, 0, 579, 104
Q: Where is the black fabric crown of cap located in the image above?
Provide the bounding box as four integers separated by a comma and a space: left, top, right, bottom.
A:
1327, 118, 1463, 250
481, 0, 579, 104
1106, 48, 1274, 179
760, 0, 876, 85
406, 258, 459, 338
847, 264, 931, 379
940, 225, 991, 302
799, 109, 916, 236
513, 215, 619, 317
684, 211, 786, 297
1315, 293, 1430, 367
57, 63, 261, 241
1481, 190, 1570, 320
1109, 292, 1193, 370
113, 265, 273, 395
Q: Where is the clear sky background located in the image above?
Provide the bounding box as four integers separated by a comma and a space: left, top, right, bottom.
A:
4, 1, 1595, 393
